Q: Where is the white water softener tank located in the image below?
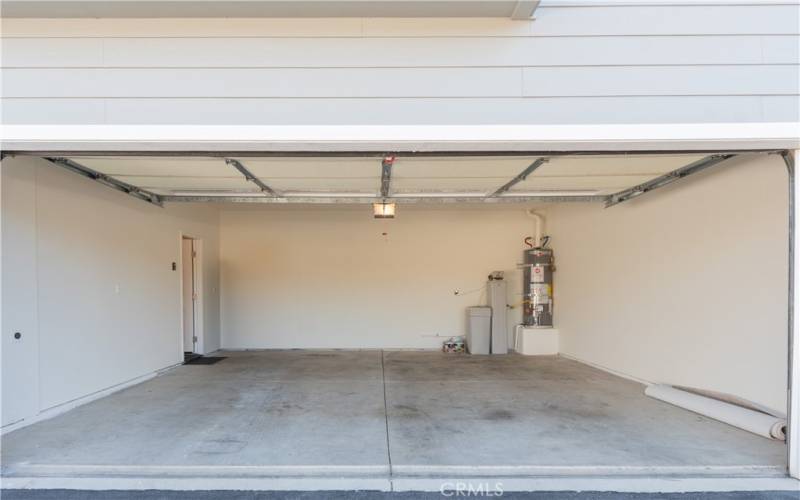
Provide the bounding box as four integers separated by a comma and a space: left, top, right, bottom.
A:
523, 247, 554, 327
466, 306, 491, 355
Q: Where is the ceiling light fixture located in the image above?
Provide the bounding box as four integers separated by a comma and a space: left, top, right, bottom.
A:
373, 201, 396, 219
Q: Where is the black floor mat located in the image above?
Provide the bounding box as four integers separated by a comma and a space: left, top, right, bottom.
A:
183, 352, 201, 363
184, 356, 226, 365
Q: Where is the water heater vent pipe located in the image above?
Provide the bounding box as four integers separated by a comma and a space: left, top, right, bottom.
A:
526, 209, 544, 248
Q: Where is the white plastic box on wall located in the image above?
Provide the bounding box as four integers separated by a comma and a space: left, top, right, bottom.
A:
516, 326, 559, 356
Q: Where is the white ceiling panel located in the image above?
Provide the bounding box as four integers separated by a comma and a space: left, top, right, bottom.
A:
72, 156, 234, 177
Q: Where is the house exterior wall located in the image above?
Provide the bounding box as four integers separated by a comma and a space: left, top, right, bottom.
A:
2, 3, 798, 126
1, 1, 798, 461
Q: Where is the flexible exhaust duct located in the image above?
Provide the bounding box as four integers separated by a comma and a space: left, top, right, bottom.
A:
645, 384, 786, 440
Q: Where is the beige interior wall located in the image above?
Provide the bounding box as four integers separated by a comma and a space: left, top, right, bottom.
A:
1, 156, 221, 425
219, 205, 540, 349
548, 153, 789, 411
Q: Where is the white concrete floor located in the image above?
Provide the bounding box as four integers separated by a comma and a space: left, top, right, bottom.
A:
0, 351, 787, 482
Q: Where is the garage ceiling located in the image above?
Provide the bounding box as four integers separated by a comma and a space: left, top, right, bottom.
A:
46, 152, 737, 207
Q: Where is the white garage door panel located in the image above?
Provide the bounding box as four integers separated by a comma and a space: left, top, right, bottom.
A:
89, 36, 772, 68
3, 68, 522, 98
113, 176, 253, 191
511, 175, 658, 192
76, 157, 231, 177
45, 154, 746, 199
393, 177, 511, 192
393, 157, 536, 179
523, 65, 800, 97
236, 158, 380, 179
536, 155, 707, 177
266, 177, 380, 192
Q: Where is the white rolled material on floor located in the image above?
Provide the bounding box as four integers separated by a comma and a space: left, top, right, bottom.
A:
645, 384, 786, 441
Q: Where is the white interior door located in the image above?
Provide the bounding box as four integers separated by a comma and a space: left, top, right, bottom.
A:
181, 238, 195, 353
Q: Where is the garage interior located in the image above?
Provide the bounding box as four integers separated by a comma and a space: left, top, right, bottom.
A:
0, 149, 793, 486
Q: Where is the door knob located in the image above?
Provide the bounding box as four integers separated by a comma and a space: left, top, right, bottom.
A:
13, 332, 21, 339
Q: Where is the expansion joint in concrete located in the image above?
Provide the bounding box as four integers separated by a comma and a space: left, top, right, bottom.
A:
380, 349, 393, 488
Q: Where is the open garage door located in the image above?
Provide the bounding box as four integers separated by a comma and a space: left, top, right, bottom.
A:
39, 152, 736, 206
2, 129, 799, 491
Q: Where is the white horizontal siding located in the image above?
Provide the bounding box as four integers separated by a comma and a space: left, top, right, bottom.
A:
93, 35, 800, 67
3, 68, 524, 97
5, 96, 798, 125
6, 66, 796, 98
2, 4, 798, 126
5, 35, 799, 67
3, 5, 799, 37
522, 66, 799, 96
2, 99, 106, 124
528, 4, 800, 36
100, 95, 798, 125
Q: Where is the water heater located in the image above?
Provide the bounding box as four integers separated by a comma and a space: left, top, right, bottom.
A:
523, 247, 554, 327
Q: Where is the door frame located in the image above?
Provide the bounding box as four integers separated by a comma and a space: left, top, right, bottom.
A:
178, 232, 204, 357
785, 150, 799, 479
